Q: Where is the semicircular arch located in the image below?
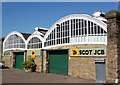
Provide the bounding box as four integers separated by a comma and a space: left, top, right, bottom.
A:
3, 31, 27, 51
44, 14, 107, 39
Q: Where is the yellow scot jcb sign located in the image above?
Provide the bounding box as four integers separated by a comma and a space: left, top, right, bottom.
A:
31, 50, 35, 58
71, 49, 79, 56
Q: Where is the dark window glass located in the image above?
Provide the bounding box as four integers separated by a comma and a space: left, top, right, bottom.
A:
65, 25, 67, 31
91, 22, 93, 27
98, 26, 100, 34
76, 19, 78, 23
73, 30, 75, 36
61, 31, 62, 37
48, 41, 50, 46
65, 38, 67, 43
58, 33, 60, 38
63, 31, 65, 37
40, 43, 42, 48
57, 39, 58, 44
82, 28, 84, 35
48, 36, 49, 40
101, 28, 103, 34
65, 21, 67, 25
65, 31, 67, 36
50, 41, 51, 45
88, 21, 90, 27
71, 20, 73, 36
94, 24, 96, 34
88, 26, 90, 34
54, 29, 55, 39
63, 22, 65, 31
58, 39, 60, 44
73, 19, 75, 23
82, 19, 84, 27
76, 29, 78, 35
85, 28, 87, 34
68, 37, 70, 43
52, 31, 53, 39
57, 26, 60, 32
79, 19, 81, 28
61, 38, 62, 44
63, 22, 64, 26
68, 24, 69, 30
73, 22, 75, 30
56, 24, 59, 27
54, 40, 55, 45
76, 22, 78, 35
104, 30, 107, 33
91, 27, 93, 34
85, 20, 87, 27
76, 22, 78, 28
68, 31, 69, 36
79, 29, 81, 35
61, 24, 62, 31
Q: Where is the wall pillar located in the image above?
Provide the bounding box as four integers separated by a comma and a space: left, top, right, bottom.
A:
105, 10, 120, 83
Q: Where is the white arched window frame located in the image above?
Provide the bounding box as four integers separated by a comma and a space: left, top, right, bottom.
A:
3, 31, 27, 52
44, 14, 107, 49
26, 34, 44, 50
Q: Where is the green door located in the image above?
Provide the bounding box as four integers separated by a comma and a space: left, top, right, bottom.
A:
15, 52, 24, 70
49, 50, 68, 76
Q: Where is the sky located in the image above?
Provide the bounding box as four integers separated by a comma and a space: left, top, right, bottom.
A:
2, 2, 119, 37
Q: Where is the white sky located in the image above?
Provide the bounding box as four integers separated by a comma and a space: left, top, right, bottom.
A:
1, 0, 119, 2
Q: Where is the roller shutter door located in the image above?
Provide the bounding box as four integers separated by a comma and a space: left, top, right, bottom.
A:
15, 52, 24, 70
49, 50, 68, 76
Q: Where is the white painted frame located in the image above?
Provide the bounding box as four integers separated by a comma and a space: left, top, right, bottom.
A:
3, 14, 107, 51
26, 33, 44, 50
43, 14, 107, 49
3, 31, 27, 52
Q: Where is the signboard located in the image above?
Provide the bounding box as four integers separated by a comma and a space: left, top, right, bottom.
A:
94, 59, 105, 62
27, 50, 41, 56
31, 50, 35, 58
71, 49, 79, 56
2, 52, 12, 56
71, 48, 106, 57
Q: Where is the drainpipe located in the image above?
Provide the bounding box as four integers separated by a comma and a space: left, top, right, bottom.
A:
41, 49, 43, 73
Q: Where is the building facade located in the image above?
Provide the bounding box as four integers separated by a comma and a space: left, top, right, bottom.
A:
0, 37, 5, 61
2, 10, 120, 83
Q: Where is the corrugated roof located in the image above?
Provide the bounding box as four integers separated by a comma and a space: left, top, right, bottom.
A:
37, 29, 48, 35
21, 33, 31, 40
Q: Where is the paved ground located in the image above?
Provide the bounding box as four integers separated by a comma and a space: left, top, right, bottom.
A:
2, 69, 102, 83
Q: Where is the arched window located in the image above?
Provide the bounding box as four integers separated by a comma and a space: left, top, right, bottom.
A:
44, 14, 107, 47
4, 34, 26, 50
27, 37, 42, 49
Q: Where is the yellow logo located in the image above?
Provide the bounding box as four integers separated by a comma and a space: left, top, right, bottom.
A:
31, 50, 35, 58
71, 49, 79, 56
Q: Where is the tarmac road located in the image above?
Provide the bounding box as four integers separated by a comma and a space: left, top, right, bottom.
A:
2, 69, 104, 84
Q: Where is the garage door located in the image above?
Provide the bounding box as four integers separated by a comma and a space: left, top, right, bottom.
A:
15, 52, 24, 70
49, 50, 68, 76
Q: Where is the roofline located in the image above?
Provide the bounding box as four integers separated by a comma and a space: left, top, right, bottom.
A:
38, 27, 49, 30
44, 14, 107, 40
